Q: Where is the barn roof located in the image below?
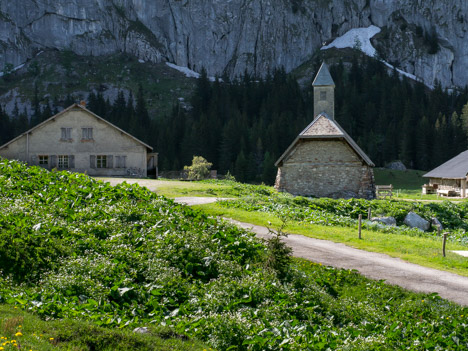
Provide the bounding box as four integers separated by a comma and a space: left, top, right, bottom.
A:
275, 113, 374, 167
423, 150, 468, 179
0, 103, 153, 152
312, 62, 335, 86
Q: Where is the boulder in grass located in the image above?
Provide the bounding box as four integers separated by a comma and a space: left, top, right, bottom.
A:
371, 216, 397, 226
431, 217, 443, 230
404, 212, 430, 231
133, 327, 150, 334
385, 160, 406, 170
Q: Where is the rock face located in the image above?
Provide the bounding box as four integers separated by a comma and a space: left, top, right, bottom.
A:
404, 212, 430, 231
0, 0, 466, 88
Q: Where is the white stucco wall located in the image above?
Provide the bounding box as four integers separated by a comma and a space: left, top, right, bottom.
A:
0, 106, 150, 177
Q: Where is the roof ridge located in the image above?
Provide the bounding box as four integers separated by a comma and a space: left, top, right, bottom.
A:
0, 103, 153, 151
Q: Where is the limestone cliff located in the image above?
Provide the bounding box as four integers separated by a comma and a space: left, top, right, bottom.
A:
0, 0, 466, 88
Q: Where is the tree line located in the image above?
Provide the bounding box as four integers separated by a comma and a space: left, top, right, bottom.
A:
1, 57, 468, 184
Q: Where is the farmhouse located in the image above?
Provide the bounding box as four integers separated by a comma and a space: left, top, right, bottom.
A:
0, 103, 157, 178
422, 151, 468, 197
274, 62, 375, 199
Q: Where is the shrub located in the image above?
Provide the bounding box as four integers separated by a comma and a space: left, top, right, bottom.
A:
184, 156, 212, 180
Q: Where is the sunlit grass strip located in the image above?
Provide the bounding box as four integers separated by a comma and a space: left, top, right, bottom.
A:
0, 305, 207, 351
196, 203, 468, 277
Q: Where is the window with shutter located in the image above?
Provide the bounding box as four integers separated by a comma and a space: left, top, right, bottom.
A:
58, 155, 69, 168
69, 155, 75, 168
96, 155, 107, 168
81, 128, 93, 140
61, 128, 72, 140
38, 155, 48, 168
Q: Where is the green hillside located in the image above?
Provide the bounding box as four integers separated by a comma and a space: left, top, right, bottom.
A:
0, 50, 196, 118
1, 159, 467, 350
374, 168, 426, 190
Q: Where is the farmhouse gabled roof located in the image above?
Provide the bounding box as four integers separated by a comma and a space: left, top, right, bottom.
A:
0, 103, 153, 151
312, 62, 335, 86
423, 150, 468, 179
275, 113, 374, 167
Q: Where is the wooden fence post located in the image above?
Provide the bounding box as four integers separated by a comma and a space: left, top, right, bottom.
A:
358, 214, 362, 239
443, 232, 448, 257
368, 207, 371, 220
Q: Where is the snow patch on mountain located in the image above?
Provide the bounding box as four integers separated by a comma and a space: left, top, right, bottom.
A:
321, 25, 429, 88
166, 62, 219, 82
322, 25, 381, 57
0, 63, 25, 77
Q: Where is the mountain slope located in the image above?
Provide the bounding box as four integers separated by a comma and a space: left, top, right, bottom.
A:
1, 0, 467, 88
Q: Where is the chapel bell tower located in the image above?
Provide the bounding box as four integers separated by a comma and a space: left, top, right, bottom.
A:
312, 62, 335, 120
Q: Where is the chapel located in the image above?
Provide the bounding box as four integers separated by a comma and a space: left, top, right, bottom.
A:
274, 62, 375, 199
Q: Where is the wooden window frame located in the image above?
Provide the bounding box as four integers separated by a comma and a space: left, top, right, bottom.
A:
58, 155, 69, 169
38, 155, 49, 166
96, 155, 107, 168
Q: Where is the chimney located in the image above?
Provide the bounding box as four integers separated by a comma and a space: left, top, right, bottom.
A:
80, 100, 86, 107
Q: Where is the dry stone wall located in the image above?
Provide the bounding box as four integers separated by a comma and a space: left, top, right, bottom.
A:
275, 139, 375, 199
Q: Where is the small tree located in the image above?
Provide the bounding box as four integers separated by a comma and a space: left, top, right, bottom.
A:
184, 156, 212, 180
265, 211, 292, 280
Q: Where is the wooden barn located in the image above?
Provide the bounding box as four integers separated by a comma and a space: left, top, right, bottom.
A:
274, 63, 375, 199
422, 151, 468, 197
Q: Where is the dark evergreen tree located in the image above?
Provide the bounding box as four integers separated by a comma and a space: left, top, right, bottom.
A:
0, 106, 12, 144
30, 84, 42, 127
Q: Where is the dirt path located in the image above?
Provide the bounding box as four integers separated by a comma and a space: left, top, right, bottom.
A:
229, 219, 468, 306
98, 177, 172, 192
174, 197, 231, 205
99, 178, 468, 306
176, 197, 468, 306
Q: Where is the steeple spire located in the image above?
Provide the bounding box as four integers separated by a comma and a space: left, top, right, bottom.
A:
312, 62, 335, 87
313, 62, 335, 120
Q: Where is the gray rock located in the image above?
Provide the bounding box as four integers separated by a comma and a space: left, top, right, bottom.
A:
371, 216, 397, 226
431, 217, 443, 230
404, 212, 430, 231
133, 327, 150, 334
385, 161, 406, 171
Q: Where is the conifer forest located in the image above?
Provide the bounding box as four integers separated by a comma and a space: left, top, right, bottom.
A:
1, 57, 468, 184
